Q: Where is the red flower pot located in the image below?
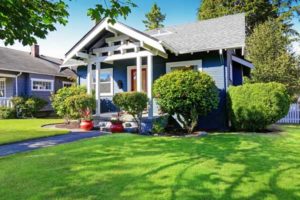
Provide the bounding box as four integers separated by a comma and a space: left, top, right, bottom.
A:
110, 122, 124, 133
80, 120, 94, 131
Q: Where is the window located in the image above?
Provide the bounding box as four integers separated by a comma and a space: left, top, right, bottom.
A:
31, 78, 54, 91
0, 78, 5, 97
92, 68, 113, 96
166, 60, 202, 73
63, 81, 73, 87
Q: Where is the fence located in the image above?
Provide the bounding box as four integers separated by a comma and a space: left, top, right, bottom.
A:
0, 98, 13, 108
277, 103, 300, 124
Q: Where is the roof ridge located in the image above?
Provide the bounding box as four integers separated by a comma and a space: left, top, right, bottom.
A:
145, 13, 245, 33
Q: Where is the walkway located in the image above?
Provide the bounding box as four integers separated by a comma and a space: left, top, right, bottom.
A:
0, 131, 104, 157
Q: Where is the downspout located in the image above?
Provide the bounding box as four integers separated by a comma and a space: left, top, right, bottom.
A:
15, 72, 22, 96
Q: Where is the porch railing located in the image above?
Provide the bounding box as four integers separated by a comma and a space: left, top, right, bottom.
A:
0, 98, 13, 108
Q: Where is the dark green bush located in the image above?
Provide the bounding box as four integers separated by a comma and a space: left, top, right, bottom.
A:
113, 92, 148, 133
228, 82, 290, 131
152, 115, 169, 134
11, 96, 47, 118
51, 86, 87, 121
153, 70, 219, 134
0, 106, 16, 119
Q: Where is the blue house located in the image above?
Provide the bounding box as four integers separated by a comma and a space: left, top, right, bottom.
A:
0, 45, 74, 111
61, 13, 253, 130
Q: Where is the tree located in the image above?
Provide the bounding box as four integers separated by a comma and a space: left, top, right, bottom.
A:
246, 19, 300, 95
143, 3, 166, 30
197, 0, 300, 34
0, 0, 136, 46
153, 70, 219, 134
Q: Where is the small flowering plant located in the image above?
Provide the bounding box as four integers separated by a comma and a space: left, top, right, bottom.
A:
81, 108, 93, 121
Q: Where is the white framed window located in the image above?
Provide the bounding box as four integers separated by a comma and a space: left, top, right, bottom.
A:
166, 60, 202, 73
92, 68, 113, 96
63, 81, 73, 87
0, 78, 6, 97
31, 78, 54, 92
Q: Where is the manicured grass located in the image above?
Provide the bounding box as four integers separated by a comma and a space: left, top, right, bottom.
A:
0, 126, 300, 199
0, 119, 68, 145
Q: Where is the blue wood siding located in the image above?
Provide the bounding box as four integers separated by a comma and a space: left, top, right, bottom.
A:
77, 51, 230, 130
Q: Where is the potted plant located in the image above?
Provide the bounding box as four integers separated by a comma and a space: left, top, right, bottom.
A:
64, 93, 96, 131
110, 112, 124, 133
80, 108, 94, 131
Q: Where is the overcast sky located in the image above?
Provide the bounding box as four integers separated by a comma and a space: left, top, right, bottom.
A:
1, 0, 299, 58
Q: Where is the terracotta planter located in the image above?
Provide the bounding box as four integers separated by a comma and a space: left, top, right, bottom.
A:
110, 122, 124, 133
80, 120, 94, 131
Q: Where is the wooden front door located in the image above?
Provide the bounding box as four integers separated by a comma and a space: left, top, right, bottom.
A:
131, 68, 147, 92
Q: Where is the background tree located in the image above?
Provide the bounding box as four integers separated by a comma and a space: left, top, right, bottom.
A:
0, 0, 136, 46
246, 19, 300, 95
143, 3, 166, 30
197, 0, 300, 34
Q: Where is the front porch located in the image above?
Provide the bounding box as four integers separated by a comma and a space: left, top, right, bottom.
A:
0, 73, 20, 108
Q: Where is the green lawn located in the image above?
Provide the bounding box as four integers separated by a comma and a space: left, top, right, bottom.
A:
0, 126, 300, 199
0, 119, 69, 145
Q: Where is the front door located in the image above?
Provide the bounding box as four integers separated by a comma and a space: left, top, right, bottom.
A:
130, 68, 147, 92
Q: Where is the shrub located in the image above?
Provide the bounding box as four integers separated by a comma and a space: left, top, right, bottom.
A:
51, 86, 87, 121
228, 82, 290, 131
0, 106, 15, 119
113, 92, 148, 133
65, 93, 96, 120
152, 115, 168, 134
153, 70, 219, 134
11, 96, 47, 118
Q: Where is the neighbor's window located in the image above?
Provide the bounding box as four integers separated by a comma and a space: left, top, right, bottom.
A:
31, 78, 54, 91
166, 60, 202, 73
63, 81, 73, 87
0, 78, 5, 97
92, 68, 113, 96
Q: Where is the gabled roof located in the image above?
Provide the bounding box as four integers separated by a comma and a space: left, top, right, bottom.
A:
145, 13, 246, 54
64, 18, 166, 63
63, 13, 245, 65
0, 47, 74, 77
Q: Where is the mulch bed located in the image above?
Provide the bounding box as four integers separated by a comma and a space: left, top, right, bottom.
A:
55, 121, 80, 129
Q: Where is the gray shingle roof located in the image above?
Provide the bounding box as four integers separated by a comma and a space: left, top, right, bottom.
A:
0, 47, 74, 77
145, 13, 246, 54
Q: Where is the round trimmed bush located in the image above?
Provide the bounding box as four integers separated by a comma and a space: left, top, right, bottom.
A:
228, 82, 290, 131
113, 92, 148, 134
153, 70, 219, 134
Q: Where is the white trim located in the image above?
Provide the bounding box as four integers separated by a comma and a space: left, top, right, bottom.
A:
64, 19, 166, 63
92, 68, 114, 96
0, 78, 6, 98
232, 55, 254, 69
166, 60, 202, 73
0, 73, 16, 78
127, 65, 147, 92
62, 81, 74, 87
31, 78, 54, 92
91, 51, 153, 63
0, 68, 71, 78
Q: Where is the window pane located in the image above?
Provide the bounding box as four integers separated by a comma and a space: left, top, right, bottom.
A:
100, 73, 111, 82
100, 83, 111, 93
32, 80, 52, 91
171, 65, 197, 71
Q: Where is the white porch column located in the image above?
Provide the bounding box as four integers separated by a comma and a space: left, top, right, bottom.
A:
147, 55, 153, 119
95, 62, 101, 116
15, 77, 18, 96
87, 62, 93, 95
136, 56, 142, 92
